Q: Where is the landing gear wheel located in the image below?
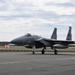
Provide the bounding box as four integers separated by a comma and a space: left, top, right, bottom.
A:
54, 50, 58, 55
41, 50, 45, 54
32, 51, 35, 54
32, 45, 35, 54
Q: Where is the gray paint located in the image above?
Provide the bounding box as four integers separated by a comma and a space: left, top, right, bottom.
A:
11, 27, 75, 50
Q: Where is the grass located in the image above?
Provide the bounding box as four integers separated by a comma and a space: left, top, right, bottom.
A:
0, 45, 75, 52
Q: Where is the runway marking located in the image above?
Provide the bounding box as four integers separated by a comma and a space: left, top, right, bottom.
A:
0, 60, 28, 65
56, 57, 75, 60
0, 57, 75, 65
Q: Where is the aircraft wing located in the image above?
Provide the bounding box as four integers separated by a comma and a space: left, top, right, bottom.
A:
35, 38, 75, 48
34, 38, 50, 46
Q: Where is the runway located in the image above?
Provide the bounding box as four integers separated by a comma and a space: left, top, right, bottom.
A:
0, 52, 75, 75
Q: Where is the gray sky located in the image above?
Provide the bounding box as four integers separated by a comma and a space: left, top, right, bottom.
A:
0, 0, 75, 41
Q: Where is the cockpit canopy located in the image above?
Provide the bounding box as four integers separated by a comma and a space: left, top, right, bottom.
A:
25, 33, 31, 37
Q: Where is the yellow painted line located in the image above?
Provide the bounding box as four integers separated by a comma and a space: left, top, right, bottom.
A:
0, 60, 28, 65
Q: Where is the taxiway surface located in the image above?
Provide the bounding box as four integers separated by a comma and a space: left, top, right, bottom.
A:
0, 52, 75, 75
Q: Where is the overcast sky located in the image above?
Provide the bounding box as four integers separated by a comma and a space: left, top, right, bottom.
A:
0, 0, 75, 41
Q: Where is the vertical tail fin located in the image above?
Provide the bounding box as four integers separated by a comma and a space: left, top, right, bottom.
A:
51, 28, 57, 39
66, 26, 72, 40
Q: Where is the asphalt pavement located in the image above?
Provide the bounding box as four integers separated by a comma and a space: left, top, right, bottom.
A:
0, 52, 75, 75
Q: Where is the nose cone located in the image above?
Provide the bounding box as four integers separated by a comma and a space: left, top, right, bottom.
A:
10, 36, 29, 45
10, 34, 33, 45
10, 39, 19, 44
10, 36, 25, 45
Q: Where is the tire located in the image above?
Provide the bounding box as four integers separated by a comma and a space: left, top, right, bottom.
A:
42, 50, 45, 54
54, 50, 58, 55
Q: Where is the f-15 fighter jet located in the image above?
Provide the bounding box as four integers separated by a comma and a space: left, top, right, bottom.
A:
11, 27, 75, 54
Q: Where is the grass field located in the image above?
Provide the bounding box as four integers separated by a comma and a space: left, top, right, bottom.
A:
0, 45, 75, 52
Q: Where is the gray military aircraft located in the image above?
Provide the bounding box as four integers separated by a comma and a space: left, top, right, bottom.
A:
10, 26, 75, 55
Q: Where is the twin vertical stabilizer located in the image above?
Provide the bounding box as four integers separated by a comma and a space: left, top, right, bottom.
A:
66, 26, 72, 40
51, 28, 57, 39
51, 26, 72, 40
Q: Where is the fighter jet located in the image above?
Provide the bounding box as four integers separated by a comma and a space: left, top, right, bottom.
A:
10, 26, 75, 55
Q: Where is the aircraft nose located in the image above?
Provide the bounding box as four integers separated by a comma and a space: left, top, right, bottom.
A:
10, 37, 28, 45
10, 39, 18, 44
10, 35, 32, 45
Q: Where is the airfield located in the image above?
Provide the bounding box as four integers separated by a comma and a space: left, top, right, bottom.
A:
0, 46, 75, 75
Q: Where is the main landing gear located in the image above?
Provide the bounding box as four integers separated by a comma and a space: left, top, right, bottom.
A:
32, 46, 46, 54
51, 47, 58, 55
32, 46, 58, 55
41, 49, 45, 54
54, 49, 58, 55
41, 47, 46, 54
